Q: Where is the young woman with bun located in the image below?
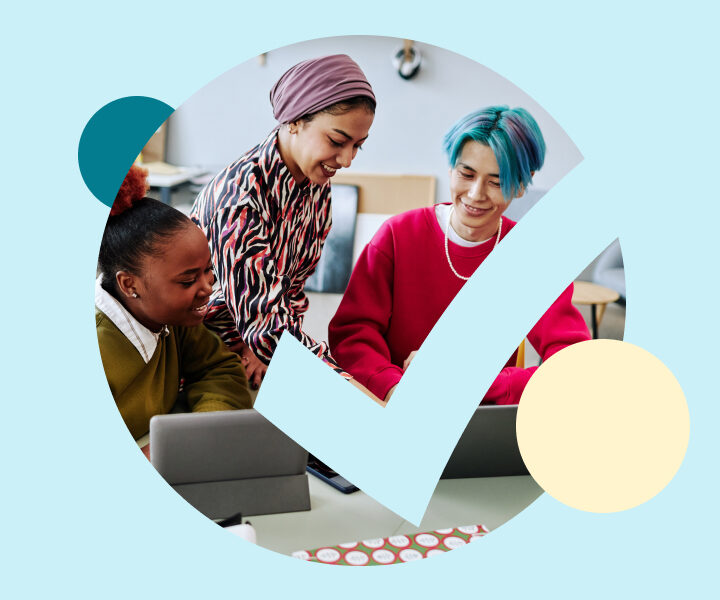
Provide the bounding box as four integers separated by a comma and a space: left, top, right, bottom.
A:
191, 54, 376, 388
96, 165, 253, 440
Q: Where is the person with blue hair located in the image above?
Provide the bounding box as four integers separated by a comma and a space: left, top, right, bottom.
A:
443, 106, 545, 205
329, 106, 590, 404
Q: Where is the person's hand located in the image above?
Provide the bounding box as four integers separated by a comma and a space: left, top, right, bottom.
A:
242, 350, 267, 390
349, 378, 386, 406
141, 443, 151, 461
384, 384, 398, 403
403, 350, 418, 371
230, 341, 267, 390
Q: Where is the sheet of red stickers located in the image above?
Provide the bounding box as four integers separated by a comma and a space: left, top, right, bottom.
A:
291, 525, 489, 565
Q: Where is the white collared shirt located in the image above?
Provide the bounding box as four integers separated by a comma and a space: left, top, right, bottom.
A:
95, 277, 164, 363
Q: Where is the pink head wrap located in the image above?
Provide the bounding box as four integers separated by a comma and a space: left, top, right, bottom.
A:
270, 54, 376, 124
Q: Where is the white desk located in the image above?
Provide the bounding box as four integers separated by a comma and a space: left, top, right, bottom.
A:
248, 474, 542, 555
147, 166, 206, 204
138, 432, 541, 556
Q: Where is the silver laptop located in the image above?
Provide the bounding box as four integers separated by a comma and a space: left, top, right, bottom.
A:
150, 409, 310, 519
441, 405, 529, 478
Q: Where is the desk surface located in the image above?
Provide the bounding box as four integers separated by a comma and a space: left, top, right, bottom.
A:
147, 166, 206, 188
139, 427, 541, 556
248, 474, 542, 556
139, 436, 541, 556
572, 280, 620, 305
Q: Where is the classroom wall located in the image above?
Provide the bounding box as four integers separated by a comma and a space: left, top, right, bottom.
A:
166, 35, 582, 211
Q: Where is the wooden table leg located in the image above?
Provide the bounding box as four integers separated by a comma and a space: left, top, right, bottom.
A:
596, 304, 608, 329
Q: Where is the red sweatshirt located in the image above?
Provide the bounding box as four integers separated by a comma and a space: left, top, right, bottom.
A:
329, 205, 590, 403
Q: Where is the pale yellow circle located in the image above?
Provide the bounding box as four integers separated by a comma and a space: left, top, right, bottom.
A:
516, 340, 689, 513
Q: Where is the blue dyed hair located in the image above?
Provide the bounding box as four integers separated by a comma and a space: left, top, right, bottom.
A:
443, 106, 546, 200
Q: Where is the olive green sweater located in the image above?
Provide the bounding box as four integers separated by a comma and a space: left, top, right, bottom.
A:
96, 309, 253, 439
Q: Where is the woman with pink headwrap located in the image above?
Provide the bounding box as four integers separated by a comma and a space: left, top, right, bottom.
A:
191, 55, 375, 387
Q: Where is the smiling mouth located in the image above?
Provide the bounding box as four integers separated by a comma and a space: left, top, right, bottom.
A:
461, 201, 491, 216
191, 302, 208, 314
321, 163, 338, 177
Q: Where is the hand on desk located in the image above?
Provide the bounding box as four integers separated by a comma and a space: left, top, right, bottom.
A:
403, 350, 418, 371
230, 341, 267, 390
368, 350, 417, 405
349, 378, 386, 407
383, 350, 418, 403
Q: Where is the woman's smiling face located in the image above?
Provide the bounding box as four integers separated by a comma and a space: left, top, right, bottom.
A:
449, 141, 520, 242
286, 107, 374, 185
120, 224, 215, 331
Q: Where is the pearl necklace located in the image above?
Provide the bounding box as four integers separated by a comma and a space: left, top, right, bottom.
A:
444, 207, 502, 281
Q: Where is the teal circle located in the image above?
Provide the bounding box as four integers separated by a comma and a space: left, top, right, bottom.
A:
78, 96, 173, 207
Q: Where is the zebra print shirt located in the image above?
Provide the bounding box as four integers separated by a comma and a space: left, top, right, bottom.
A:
191, 131, 337, 367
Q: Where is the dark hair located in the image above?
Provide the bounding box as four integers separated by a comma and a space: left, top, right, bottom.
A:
98, 198, 191, 298
298, 95, 376, 124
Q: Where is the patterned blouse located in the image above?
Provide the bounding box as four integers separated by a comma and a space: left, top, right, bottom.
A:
191, 131, 336, 367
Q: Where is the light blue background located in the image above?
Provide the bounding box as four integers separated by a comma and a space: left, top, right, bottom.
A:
3, 1, 718, 597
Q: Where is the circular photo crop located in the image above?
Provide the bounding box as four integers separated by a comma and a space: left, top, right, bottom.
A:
89, 35, 626, 565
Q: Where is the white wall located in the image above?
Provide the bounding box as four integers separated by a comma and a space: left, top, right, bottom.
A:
166, 35, 582, 210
